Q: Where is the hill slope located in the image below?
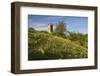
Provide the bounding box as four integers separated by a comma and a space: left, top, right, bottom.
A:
28, 30, 87, 60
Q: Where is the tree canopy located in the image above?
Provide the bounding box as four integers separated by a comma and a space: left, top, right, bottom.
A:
55, 21, 67, 35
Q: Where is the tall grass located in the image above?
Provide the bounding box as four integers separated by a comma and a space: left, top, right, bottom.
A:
28, 29, 87, 60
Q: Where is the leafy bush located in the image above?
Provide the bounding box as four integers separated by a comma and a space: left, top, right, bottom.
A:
68, 32, 88, 48
28, 28, 87, 60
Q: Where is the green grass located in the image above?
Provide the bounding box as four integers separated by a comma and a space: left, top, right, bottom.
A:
28, 29, 87, 60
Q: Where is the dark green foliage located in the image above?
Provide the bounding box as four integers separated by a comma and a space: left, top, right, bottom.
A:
28, 27, 36, 32
55, 21, 67, 35
68, 32, 88, 48
28, 28, 87, 60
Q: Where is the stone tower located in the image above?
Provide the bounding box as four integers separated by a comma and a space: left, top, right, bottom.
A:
48, 23, 53, 33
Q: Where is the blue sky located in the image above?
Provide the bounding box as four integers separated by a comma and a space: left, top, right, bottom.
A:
28, 15, 88, 34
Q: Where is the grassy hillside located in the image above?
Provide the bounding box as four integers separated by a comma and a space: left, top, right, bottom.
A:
28, 28, 87, 60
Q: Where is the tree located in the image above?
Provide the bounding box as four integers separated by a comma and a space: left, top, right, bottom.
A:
55, 21, 67, 35
28, 27, 35, 33
68, 32, 88, 48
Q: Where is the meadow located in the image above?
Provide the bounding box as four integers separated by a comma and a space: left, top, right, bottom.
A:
28, 26, 88, 60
